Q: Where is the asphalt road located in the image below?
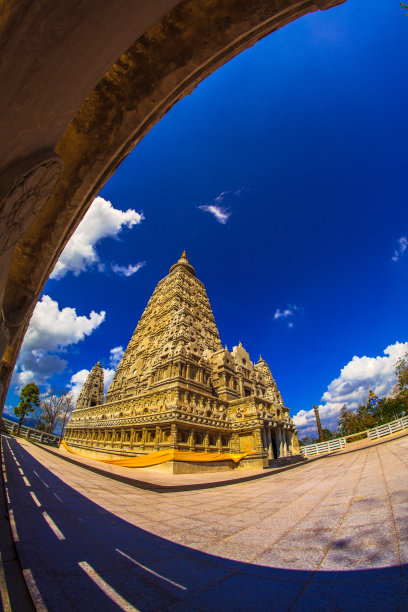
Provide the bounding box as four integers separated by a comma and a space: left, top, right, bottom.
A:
1, 433, 407, 611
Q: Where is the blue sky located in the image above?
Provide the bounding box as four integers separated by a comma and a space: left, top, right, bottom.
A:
6, 0, 408, 437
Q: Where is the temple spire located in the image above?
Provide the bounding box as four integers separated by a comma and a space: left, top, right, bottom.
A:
169, 250, 196, 276
76, 361, 104, 410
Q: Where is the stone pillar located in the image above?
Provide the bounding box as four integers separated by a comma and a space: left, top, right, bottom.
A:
170, 423, 178, 449
189, 429, 195, 451
155, 426, 161, 451
275, 428, 281, 457
260, 427, 266, 451
282, 428, 288, 457
267, 426, 273, 459
141, 427, 147, 450
217, 434, 222, 451
238, 376, 244, 396
233, 433, 240, 453
314, 405, 325, 442
276, 428, 281, 455
254, 429, 263, 454
204, 433, 209, 452
286, 431, 292, 455
291, 430, 301, 455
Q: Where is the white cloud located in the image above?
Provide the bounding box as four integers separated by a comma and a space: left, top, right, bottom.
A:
51, 196, 144, 279
392, 236, 407, 262
111, 262, 145, 277
198, 204, 231, 225
198, 188, 245, 225
274, 305, 299, 327
69, 369, 90, 403
3, 405, 15, 418
274, 307, 295, 319
103, 369, 116, 393
13, 295, 105, 388
109, 346, 124, 368
293, 340, 408, 436
214, 188, 244, 204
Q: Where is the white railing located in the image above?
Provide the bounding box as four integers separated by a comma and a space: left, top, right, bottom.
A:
1, 417, 59, 446
300, 437, 346, 457
300, 415, 408, 457
367, 415, 408, 440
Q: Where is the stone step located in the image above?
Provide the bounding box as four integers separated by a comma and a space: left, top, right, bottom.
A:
268, 455, 306, 468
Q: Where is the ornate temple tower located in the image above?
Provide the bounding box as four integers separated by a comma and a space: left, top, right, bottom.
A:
66, 253, 298, 469
105, 250, 223, 404
76, 361, 104, 410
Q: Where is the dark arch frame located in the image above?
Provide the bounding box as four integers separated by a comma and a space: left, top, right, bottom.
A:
0, 0, 344, 411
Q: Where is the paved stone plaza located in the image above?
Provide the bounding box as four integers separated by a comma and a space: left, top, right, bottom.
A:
2, 434, 408, 610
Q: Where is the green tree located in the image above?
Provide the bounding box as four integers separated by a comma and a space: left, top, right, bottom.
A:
376, 395, 408, 424
336, 353, 408, 436
14, 383, 40, 435
337, 406, 361, 436
394, 352, 408, 399
300, 435, 319, 446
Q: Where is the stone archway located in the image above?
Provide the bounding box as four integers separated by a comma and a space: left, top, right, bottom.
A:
0, 0, 345, 412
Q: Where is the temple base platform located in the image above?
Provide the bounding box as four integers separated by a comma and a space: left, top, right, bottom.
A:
62, 442, 268, 472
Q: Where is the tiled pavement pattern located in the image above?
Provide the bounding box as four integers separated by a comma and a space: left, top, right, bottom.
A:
2, 434, 408, 611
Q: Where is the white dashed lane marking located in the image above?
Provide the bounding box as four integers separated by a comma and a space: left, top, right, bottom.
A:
116, 549, 187, 591
42, 512, 65, 540
22, 569, 48, 612
30, 492, 41, 507
9, 510, 19, 542
79, 562, 139, 611
0, 552, 12, 612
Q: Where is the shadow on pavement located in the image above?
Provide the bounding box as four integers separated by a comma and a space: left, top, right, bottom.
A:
4, 437, 407, 612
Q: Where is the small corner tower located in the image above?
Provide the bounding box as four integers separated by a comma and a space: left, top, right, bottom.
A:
76, 361, 104, 410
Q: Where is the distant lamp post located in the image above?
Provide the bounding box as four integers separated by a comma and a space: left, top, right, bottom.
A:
314, 405, 325, 442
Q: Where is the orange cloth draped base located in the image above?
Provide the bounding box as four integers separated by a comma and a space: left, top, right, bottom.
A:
61, 440, 249, 467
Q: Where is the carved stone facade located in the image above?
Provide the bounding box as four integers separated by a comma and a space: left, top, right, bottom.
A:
65, 253, 299, 468
76, 361, 104, 410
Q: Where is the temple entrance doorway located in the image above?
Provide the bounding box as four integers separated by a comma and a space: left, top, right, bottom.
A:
272, 436, 278, 460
